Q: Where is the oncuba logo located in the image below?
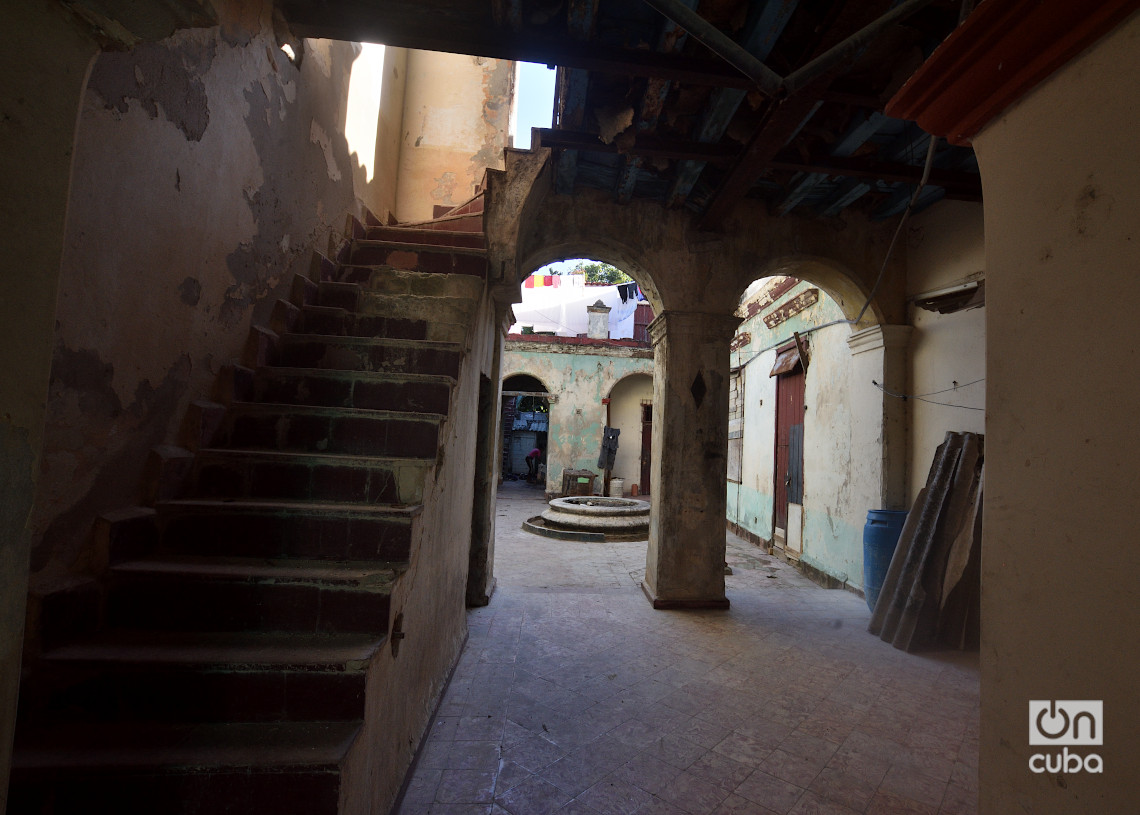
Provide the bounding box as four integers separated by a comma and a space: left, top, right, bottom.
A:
1029, 700, 1103, 774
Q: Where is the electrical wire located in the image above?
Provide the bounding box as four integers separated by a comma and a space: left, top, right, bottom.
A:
912, 377, 984, 398
872, 379, 985, 411
854, 132, 938, 325
732, 131, 942, 372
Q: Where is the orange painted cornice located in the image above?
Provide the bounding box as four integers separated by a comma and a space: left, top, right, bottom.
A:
885, 0, 1140, 145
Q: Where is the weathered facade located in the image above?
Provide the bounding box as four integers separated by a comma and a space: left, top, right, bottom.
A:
4, 1, 1140, 813
3, 2, 514, 811
727, 201, 985, 594
503, 334, 653, 495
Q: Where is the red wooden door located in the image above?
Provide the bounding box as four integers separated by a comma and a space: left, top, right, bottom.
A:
640, 404, 652, 495
774, 367, 805, 530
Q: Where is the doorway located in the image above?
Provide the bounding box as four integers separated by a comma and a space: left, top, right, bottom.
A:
773, 345, 805, 552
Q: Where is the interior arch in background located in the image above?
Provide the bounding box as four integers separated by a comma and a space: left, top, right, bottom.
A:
501, 373, 551, 482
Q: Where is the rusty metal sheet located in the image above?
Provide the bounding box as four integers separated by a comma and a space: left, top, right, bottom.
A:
769, 346, 801, 377
763, 288, 819, 328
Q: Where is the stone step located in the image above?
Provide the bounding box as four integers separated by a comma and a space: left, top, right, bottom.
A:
107, 556, 400, 633
221, 402, 442, 457
299, 304, 469, 344
277, 334, 463, 377
11, 720, 358, 813
26, 630, 381, 724
316, 280, 362, 311
432, 195, 485, 220
356, 292, 477, 325
252, 367, 453, 415
362, 225, 485, 250
156, 499, 419, 561
190, 448, 430, 504
349, 240, 488, 277
335, 267, 486, 300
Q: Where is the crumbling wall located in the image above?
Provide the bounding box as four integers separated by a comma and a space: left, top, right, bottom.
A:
730, 280, 881, 590
396, 51, 514, 221
28, 0, 362, 602
503, 340, 652, 492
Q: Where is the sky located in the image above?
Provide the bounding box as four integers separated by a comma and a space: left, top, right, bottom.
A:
512, 63, 609, 278
513, 62, 556, 149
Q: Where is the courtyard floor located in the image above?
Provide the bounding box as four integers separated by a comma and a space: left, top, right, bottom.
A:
394, 480, 979, 815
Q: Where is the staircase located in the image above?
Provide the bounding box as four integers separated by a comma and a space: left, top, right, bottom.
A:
10, 196, 489, 814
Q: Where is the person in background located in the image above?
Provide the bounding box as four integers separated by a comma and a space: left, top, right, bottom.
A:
525, 446, 543, 483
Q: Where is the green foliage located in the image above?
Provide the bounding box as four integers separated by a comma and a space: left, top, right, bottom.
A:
559, 261, 632, 285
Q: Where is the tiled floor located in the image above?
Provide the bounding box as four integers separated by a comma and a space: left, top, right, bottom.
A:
395, 481, 979, 815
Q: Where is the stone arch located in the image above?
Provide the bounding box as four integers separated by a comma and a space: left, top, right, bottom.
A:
735, 255, 886, 329
519, 241, 663, 315
605, 373, 653, 495
502, 372, 551, 393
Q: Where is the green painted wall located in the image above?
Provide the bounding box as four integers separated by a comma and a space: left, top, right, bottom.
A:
728, 279, 871, 590
503, 342, 652, 492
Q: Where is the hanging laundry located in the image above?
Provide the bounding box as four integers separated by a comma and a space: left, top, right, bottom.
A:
597, 426, 620, 471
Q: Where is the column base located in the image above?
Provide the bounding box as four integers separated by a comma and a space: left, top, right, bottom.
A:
641, 581, 730, 610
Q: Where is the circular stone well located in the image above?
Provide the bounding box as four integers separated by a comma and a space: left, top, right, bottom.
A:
524, 496, 650, 542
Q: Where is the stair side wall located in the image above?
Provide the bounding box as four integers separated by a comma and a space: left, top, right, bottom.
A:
26, 4, 365, 623
340, 286, 501, 815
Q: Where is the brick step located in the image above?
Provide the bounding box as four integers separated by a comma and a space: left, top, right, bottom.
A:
407, 210, 484, 233
361, 225, 485, 250
156, 499, 420, 561
252, 368, 453, 414
11, 720, 358, 814
348, 240, 488, 276
356, 292, 477, 325
336, 267, 486, 300
431, 194, 485, 220
277, 334, 463, 377
107, 556, 400, 632
221, 402, 442, 457
24, 630, 381, 724
190, 449, 431, 504
298, 304, 467, 344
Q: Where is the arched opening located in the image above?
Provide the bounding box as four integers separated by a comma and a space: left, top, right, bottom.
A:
727, 272, 870, 585
606, 373, 653, 497
501, 373, 551, 484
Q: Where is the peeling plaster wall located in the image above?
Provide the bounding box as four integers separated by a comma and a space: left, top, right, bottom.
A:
396, 52, 513, 221
503, 340, 653, 493
905, 201, 986, 502
29, 1, 362, 600
972, 14, 1140, 812
729, 281, 880, 590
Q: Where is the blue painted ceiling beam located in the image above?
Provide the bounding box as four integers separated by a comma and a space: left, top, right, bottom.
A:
615, 0, 697, 203
871, 183, 945, 220
667, 0, 799, 206
776, 111, 889, 215
554, 0, 599, 196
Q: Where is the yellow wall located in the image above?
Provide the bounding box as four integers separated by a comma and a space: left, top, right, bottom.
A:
905, 201, 986, 500
396, 51, 514, 221
973, 12, 1140, 812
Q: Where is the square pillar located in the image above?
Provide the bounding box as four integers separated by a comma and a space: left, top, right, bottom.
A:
642, 311, 740, 609
846, 324, 913, 510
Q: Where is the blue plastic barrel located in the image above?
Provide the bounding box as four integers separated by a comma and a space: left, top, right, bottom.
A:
863, 510, 908, 611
